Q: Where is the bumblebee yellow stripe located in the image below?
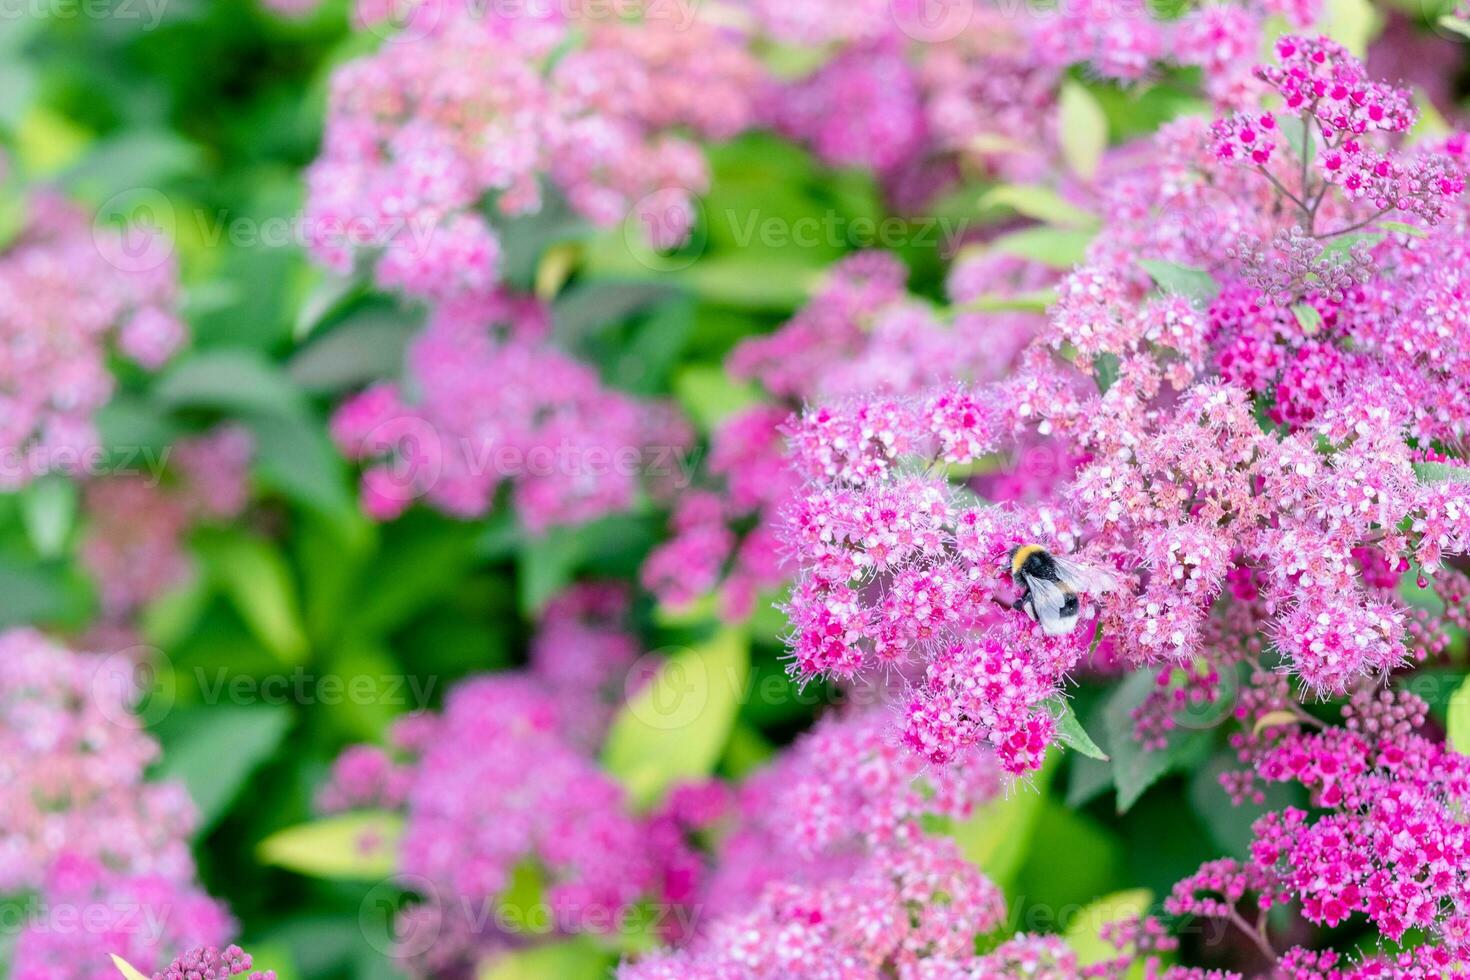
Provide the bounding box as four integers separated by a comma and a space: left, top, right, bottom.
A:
1011, 544, 1043, 577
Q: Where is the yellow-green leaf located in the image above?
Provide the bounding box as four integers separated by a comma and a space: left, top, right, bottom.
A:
603, 628, 750, 810
1449, 676, 1470, 755
673, 366, 766, 433
989, 226, 1094, 267
1253, 709, 1302, 736
1064, 889, 1155, 967
478, 939, 610, 980
1324, 0, 1379, 56
948, 758, 1056, 893
1439, 15, 1470, 39
535, 242, 581, 300
1291, 302, 1323, 337
111, 954, 151, 980
258, 811, 403, 880
1058, 81, 1109, 181
979, 185, 1097, 229
195, 531, 309, 664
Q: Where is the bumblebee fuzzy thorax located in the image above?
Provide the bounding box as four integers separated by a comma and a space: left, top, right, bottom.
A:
1009, 544, 1054, 583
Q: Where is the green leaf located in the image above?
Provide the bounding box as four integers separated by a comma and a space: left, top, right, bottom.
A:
1318, 231, 1381, 262
1325, 0, 1379, 56
195, 530, 309, 664
1051, 699, 1110, 761
1139, 260, 1219, 305
111, 955, 152, 980
951, 288, 1058, 315
497, 860, 550, 936
948, 758, 1055, 893
0, 555, 71, 627
1379, 220, 1428, 238
1414, 461, 1470, 485
288, 311, 418, 394
1063, 889, 1154, 967
245, 410, 356, 525
517, 525, 587, 617
1277, 115, 1314, 172
477, 939, 610, 980
0, 63, 37, 133
1438, 14, 1470, 38
681, 257, 820, 311
293, 268, 364, 341
1449, 676, 1470, 755
1188, 752, 1305, 858
155, 349, 307, 419
673, 365, 766, 433
603, 628, 751, 809
1104, 669, 1214, 813
61, 130, 202, 203
154, 704, 292, 833
979, 185, 1097, 229
1058, 81, 1109, 181
258, 811, 404, 880
1291, 302, 1323, 336
1014, 801, 1123, 913
20, 475, 77, 559
988, 226, 1093, 267
551, 281, 679, 347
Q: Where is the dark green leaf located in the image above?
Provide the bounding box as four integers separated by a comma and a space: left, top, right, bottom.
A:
154, 704, 292, 833
1139, 259, 1219, 304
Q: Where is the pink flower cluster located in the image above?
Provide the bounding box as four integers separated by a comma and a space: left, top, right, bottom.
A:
0, 629, 241, 976
81, 425, 254, 619
0, 628, 199, 890
529, 581, 640, 749
642, 250, 1052, 621
13, 855, 233, 980
1168, 688, 1470, 975
621, 836, 1009, 980
153, 945, 276, 980
0, 192, 185, 489
776, 39, 1470, 790
331, 293, 687, 528
1213, 36, 1464, 227
317, 672, 655, 975
305, 4, 759, 299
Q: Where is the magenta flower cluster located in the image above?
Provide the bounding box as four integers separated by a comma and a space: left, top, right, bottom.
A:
331, 293, 687, 527
0, 189, 185, 489
0, 629, 244, 977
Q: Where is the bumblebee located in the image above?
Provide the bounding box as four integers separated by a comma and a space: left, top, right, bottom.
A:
1008, 545, 1120, 636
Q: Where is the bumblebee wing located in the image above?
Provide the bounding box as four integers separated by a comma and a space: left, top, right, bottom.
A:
1050, 556, 1120, 595
1025, 575, 1078, 636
